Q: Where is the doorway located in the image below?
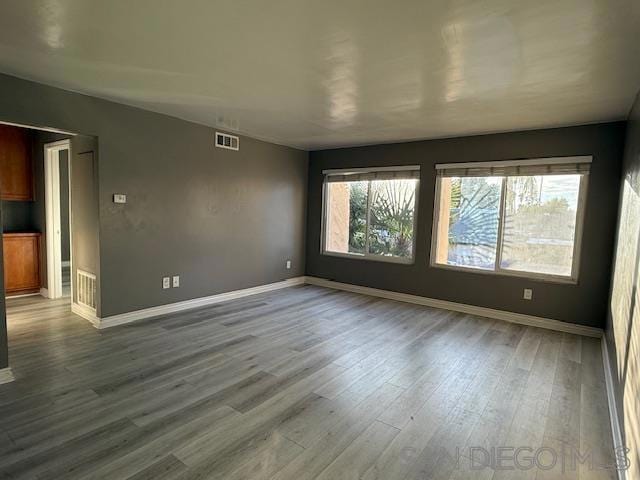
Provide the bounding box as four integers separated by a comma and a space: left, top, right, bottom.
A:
1, 122, 100, 385
44, 139, 72, 300
0, 124, 73, 300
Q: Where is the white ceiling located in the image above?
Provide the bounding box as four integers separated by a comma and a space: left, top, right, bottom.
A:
0, 0, 638, 150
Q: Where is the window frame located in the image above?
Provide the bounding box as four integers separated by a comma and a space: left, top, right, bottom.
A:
320, 166, 420, 265
429, 162, 590, 284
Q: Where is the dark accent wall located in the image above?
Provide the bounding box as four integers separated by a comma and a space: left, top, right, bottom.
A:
605, 90, 640, 477
0, 72, 307, 333
307, 123, 625, 328
1, 200, 35, 232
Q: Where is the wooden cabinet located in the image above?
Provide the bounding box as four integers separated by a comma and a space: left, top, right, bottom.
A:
3, 233, 41, 296
0, 124, 33, 201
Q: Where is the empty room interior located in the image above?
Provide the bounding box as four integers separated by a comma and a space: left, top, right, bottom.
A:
0, 1, 639, 479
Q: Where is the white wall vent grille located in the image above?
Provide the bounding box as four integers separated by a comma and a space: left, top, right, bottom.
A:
77, 269, 97, 311
215, 132, 239, 151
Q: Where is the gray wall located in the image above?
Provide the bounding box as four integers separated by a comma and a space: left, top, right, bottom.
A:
0, 73, 307, 334
605, 91, 640, 477
70, 135, 100, 312
307, 122, 625, 328
98, 126, 307, 317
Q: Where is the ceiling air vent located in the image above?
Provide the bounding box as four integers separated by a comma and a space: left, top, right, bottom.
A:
215, 131, 239, 151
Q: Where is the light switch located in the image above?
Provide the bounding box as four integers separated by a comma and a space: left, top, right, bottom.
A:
286, 260, 291, 270
113, 194, 127, 204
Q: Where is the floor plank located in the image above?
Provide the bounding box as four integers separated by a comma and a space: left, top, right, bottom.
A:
0, 285, 616, 479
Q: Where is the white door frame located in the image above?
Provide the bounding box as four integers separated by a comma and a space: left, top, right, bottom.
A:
44, 139, 71, 299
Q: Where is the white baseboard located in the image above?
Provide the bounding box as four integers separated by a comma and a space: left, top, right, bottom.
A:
69, 273, 602, 339
601, 336, 627, 480
0, 367, 15, 385
74, 276, 306, 329
71, 302, 100, 328
304, 276, 603, 338
5, 292, 41, 299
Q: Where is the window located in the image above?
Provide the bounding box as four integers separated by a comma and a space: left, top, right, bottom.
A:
322, 166, 420, 263
431, 157, 590, 281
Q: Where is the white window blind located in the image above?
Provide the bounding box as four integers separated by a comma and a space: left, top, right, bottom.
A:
324, 165, 420, 183
435, 156, 591, 178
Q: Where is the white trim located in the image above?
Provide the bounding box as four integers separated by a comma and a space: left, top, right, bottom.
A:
304, 276, 602, 338
70, 272, 602, 338
0, 119, 76, 136
5, 292, 41, 299
61, 261, 71, 267
44, 139, 71, 148
435, 156, 592, 170
74, 277, 306, 329
322, 165, 421, 175
601, 337, 627, 480
44, 139, 71, 300
40, 287, 49, 298
0, 367, 15, 385
71, 302, 101, 328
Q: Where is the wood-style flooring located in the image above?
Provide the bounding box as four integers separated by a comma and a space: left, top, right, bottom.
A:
0, 285, 616, 479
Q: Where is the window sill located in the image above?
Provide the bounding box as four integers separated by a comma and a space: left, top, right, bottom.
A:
321, 250, 415, 265
430, 262, 578, 285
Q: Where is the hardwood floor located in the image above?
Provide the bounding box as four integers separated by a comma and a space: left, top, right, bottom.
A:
0, 286, 617, 479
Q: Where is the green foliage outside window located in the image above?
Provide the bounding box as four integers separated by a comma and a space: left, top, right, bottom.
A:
347, 180, 417, 258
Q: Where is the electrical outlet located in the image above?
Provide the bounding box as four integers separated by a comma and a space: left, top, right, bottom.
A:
523, 288, 533, 300
162, 277, 170, 289
172, 275, 180, 288
113, 194, 127, 204
286, 260, 291, 270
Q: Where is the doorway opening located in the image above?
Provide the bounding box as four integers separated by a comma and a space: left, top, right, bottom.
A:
44, 139, 72, 300
0, 122, 79, 309
1, 120, 100, 384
